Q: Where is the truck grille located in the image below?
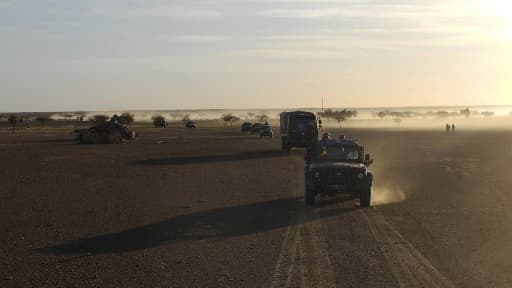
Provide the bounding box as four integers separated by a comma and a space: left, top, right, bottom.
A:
316, 168, 354, 185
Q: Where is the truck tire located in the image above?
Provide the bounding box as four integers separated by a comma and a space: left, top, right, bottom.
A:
108, 131, 122, 144
305, 186, 315, 206
359, 188, 371, 207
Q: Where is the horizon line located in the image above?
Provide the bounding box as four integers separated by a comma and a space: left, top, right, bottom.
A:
2, 104, 512, 114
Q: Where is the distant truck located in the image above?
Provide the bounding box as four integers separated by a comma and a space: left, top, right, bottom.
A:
185, 121, 196, 128
280, 111, 318, 152
304, 137, 374, 206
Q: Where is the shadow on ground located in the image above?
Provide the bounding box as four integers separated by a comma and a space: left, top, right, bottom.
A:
43, 197, 361, 255
131, 150, 290, 166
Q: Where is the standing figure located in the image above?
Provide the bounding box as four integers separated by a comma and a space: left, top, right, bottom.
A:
451, 124, 455, 133
446, 124, 451, 133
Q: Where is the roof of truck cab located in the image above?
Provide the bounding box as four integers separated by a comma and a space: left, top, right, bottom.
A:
280, 111, 316, 116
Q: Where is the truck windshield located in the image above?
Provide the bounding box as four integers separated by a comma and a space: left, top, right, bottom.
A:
315, 145, 360, 161
290, 115, 316, 131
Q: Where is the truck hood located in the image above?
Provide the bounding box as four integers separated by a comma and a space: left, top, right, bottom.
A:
309, 162, 366, 170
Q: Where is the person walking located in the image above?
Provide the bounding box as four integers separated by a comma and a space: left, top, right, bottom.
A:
446, 123, 451, 133
451, 124, 456, 133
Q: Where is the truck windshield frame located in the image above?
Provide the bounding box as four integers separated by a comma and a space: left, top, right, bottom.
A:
313, 144, 361, 162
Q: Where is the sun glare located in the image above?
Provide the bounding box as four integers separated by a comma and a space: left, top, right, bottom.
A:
477, 0, 512, 40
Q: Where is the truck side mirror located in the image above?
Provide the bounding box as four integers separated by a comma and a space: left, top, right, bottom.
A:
364, 154, 373, 166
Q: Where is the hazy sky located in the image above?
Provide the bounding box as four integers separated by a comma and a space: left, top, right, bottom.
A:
1, 0, 511, 111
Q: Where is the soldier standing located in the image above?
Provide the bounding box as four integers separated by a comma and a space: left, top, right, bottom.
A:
452, 124, 455, 133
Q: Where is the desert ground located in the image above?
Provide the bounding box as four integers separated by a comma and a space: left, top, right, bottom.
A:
1, 121, 512, 287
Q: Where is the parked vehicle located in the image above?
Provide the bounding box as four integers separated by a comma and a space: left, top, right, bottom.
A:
75, 122, 136, 144
152, 116, 167, 128
241, 122, 253, 133
250, 123, 263, 134
259, 125, 273, 138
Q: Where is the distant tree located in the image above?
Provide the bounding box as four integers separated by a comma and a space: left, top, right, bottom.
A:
110, 114, 120, 124
435, 111, 450, 118
377, 111, 387, 119
318, 109, 334, 120
182, 114, 191, 122
118, 113, 134, 125
8, 115, 18, 133
482, 111, 495, 117
89, 115, 109, 123
221, 114, 240, 127
334, 114, 345, 127
256, 114, 268, 123
460, 108, 471, 118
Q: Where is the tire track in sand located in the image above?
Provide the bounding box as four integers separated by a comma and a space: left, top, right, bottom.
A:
361, 209, 455, 288
270, 205, 336, 288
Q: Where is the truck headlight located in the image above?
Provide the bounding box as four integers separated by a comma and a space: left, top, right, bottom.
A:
357, 172, 365, 180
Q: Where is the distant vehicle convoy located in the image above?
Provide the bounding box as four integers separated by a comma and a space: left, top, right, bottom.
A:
280, 111, 318, 152
305, 137, 374, 206
75, 111, 373, 206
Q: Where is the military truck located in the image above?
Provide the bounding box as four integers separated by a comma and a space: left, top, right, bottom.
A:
280, 111, 318, 152
304, 137, 374, 206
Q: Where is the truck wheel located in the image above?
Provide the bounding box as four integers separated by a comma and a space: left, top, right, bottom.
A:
78, 133, 86, 144
359, 188, 371, 207
305, 187, 315, 206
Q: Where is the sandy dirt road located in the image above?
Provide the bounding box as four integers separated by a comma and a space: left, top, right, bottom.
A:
1, 125, 512, 287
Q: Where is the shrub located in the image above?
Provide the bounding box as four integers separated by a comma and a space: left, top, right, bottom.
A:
256, 114, 269, 123
221, 114, 241, 127
152, 115, 167, 127
8, 115, 18, 133
119, 113, 134, 125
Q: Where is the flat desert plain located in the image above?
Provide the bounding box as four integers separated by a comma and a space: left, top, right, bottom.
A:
1, 123, 512, 287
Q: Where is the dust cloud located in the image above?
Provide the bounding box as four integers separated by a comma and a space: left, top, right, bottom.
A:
371, 186, 406, 206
